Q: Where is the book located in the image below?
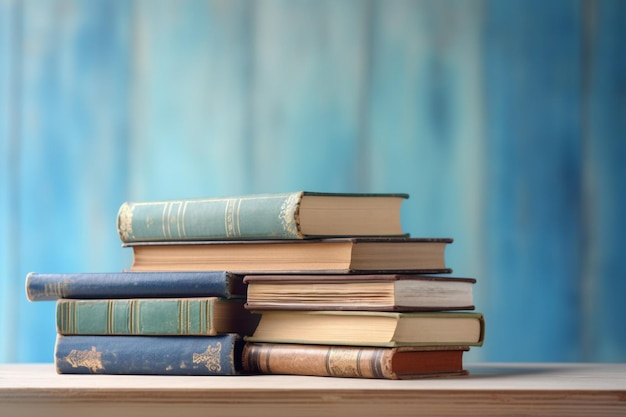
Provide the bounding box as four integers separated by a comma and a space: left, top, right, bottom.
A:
242, 343, 469, 379
243, 274, 476, 311
25, 271, 246, 301
126, 237, 453, 273
246, 311, 484, 347
55, 334, 243, 375
56, 297, 260, 336
117, 191, 408, 243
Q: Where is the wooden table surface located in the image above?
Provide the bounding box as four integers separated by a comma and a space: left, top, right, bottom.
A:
1, 363, 625, 416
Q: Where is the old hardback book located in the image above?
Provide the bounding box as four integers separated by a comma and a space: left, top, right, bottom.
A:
25, 271, 246, 301
244, 274, 475, 311
117, 191, 408, 243
242, 343, 469, 379
56, 297, 260, 336
55, 334, 243, 375
126, 237, 453, 273
246, 311, 484, 347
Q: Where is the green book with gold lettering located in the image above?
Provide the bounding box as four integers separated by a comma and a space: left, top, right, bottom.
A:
56, 297, 260, 336
117, 191, 408, 243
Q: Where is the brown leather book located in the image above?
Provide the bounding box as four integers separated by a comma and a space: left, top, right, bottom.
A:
242, 343, 469, 379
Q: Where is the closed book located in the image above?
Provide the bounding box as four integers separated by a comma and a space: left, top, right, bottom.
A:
242, 343, 469, 379
55, 334, 243, 375
126, 237, 453, 273
244, 274, 475, 311
25, 271, 245, 301
246, 311, 485, 347
117, 191, 408, 243
56, 297, 260, 336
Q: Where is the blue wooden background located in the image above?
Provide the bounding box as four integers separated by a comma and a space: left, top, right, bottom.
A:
1, 0, 625, 363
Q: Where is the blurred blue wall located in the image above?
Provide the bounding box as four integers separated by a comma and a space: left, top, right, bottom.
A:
1, 0, 625, 363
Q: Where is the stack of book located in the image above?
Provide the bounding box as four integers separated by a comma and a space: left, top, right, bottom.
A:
25, 191, 484, 378
241, 274, 483, 379
25, 270, 259, 375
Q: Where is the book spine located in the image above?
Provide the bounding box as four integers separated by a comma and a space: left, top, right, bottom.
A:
117, 192, 303, 243
56, 298, 236, 336
242, 343, 397, 379
55, 334, 242, 375
25, 271, 241, 301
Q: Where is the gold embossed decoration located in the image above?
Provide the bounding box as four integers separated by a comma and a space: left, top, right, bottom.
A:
224, 199, 237, 237
64, 346, 104, 373
279, 192, 301, 238
117, 203, 134, 241
327, 346, 361, 378
192, 342, 222, 372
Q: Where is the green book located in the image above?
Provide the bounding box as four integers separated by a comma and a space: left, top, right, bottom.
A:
56, 298, 260, 336
117, 191, 408, 243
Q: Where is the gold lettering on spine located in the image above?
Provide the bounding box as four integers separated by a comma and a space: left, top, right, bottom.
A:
64, 346, 104, 373
193, 342, 222, 372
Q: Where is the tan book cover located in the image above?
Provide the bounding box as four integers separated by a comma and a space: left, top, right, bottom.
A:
126, 237, 453, 273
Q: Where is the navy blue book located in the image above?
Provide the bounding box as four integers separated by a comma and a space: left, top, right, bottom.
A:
25, 271, 246, 301
55, 334, 243, 375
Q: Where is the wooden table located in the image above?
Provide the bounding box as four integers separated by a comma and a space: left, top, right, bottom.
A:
1, 363, 625, 416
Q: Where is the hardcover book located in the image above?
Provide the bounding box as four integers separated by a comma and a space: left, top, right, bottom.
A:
126, 237, 453, 273
244, 274, 475, 311
117, 191, 408, 243
246, 311, 485, 347
56, 297, 260, 336
25, 271, 246, 301
55, 334, 243, 375
242, 343, 469, 379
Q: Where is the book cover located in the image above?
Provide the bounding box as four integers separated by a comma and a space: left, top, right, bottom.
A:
242, 343, 469, 379
55, 334, 243, 375
243, 274, 476, 311
126, 237, 453, 273
56, 297, 260, 336
246, 311, 485, 347
117, 191, 408, 243
25, 271, 246, 301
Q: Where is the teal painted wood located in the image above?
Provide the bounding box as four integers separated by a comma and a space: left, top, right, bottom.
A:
0, 0, 21, 362
484, 0, 584, 361
2, 0, 626, 364
14, 0, 132, 362
583, 0, 626, 361
130, 0, 254, 200
251, 0, 368, 193
366, 0, 487, 361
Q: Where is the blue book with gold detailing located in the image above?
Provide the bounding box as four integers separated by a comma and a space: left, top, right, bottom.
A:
25, 271, 245, 301
55, 334, 243, 375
